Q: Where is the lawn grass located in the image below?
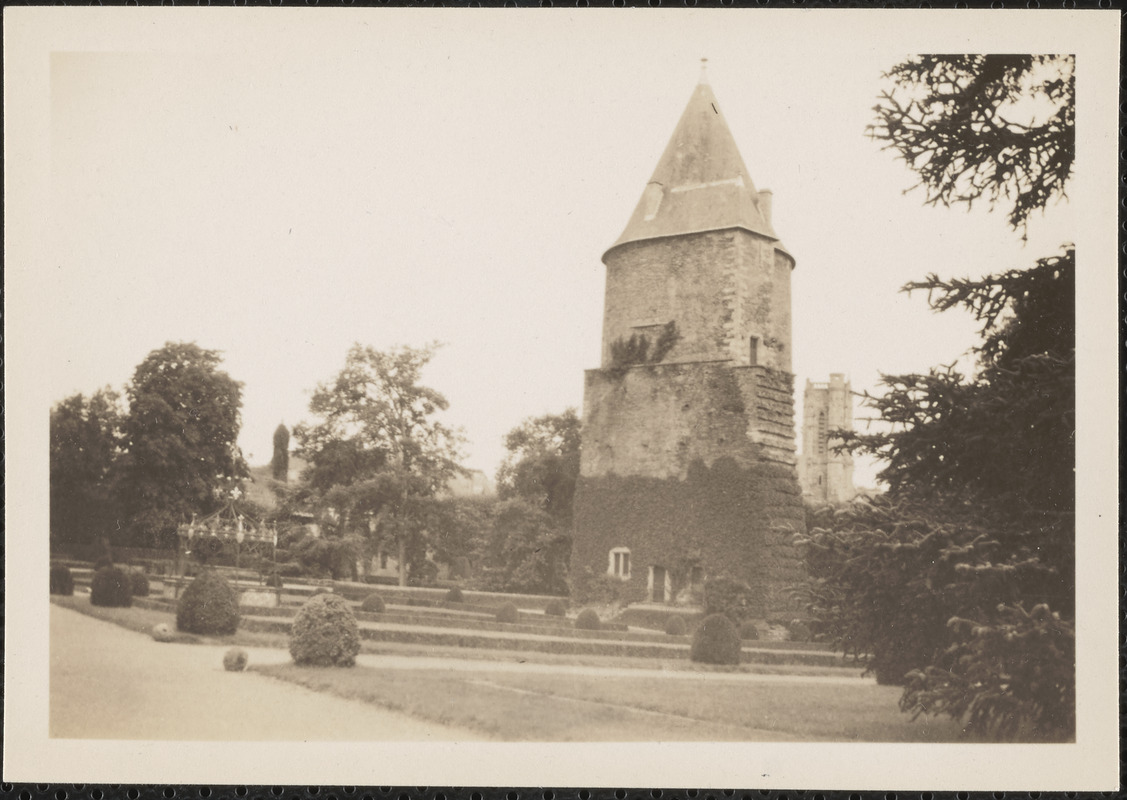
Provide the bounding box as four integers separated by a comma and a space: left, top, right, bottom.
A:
50, 595, 292, 650
254, 662, 968, 742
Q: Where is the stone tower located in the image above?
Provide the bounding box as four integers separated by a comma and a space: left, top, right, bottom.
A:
798, 374, 856, 504
571, 70, 805, 616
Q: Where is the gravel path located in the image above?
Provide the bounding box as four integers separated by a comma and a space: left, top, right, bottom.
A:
49, 605, 488, 741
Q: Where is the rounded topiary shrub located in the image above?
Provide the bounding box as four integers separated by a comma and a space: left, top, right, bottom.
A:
223, 647, 249, 672
544, 599, 567, 617
289, 594, 361, 667
130, 569, 150, 597
266, 573, 284, 589
495, 601, 519, 624
445, 587, 464, 603
690, 613, 741, 665
50, 564, 74, 596
664, 615, 687, 636
93, 555, 113, 571
152, 623, 174, 643
90, 566, 133, 608
176, 569, 240, 636
739, 620, 760, 640
787, 619, 812, 643
360, 593, 386, 613
575, 608, 601, 630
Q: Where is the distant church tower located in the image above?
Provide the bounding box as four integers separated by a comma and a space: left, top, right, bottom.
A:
571, 65, 805, 616
798, 374, 856, 504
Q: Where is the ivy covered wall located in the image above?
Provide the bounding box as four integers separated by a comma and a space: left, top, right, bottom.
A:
571, 456, 805, 616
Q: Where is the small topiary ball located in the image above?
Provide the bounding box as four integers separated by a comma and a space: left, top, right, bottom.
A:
90, 567, 133, 608
575, 608, 601, 630
290, 594, 361, 667
266, 573, 284, 589
787, 619, 812, 642
544, 599, 567, 617
152, 623, 174, 643
176, 569, 240, 636
50, 564, 75, 596
664, 615, 688, 636
93, 555, 113, 571
739, 620, 760, 640
223, 647, 248, 672
690, 613, 741, 665
445, 587, 464, 603
495, 602, 519, 624
360, 593, 385, 613
130, 569, 150, 597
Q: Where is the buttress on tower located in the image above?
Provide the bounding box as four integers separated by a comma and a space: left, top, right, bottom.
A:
571, 70, 805, 616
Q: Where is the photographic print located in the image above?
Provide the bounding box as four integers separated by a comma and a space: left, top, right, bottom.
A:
4, 7, 1119, 790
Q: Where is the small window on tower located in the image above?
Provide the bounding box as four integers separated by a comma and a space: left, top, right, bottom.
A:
749, 337, 759, 366
608, 547, 631, 580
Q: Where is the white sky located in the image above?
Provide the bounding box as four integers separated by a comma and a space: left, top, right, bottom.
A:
45, 14, 1073, 488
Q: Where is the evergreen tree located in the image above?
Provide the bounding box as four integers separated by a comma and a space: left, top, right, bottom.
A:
271, 423, 290, 482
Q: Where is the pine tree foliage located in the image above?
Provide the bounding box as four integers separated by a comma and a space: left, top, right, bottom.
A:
796, 54, 1076, 740
868, 54, 1074, 234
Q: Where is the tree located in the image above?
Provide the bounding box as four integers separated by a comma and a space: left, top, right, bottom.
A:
490, 409, 580, 593
294, 342, 464, 585
796, 54, 1075, 740
496, 408, 581, 527
868, 54, 1074, 234
49, 388, 124, 549
116, 342, 248, 547
271, 423, 290, 482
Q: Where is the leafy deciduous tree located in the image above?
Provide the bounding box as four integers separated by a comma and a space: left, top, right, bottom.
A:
294, 343, 465, 585
49, 388, 124, 549
117, 342, 248, 547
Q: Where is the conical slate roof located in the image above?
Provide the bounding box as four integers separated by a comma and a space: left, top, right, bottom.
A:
605, 77, 782, 259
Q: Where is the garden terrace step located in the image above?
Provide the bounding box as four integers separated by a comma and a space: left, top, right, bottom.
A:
134, 596, 680, 645
331, 580, 568, 611
238, 614, 848, 666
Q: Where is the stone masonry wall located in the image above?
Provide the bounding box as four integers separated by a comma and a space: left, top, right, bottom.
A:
575, 361, 805, 616
581, 362, 797, 479
601, 230, 793, 372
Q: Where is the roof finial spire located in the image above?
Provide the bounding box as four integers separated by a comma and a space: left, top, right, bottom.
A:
699, 57, 709, 84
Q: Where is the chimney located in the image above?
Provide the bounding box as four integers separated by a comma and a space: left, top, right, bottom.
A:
757, 189, 773, 225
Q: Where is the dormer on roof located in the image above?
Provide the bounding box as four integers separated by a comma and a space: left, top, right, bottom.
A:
605, 73, 784, 260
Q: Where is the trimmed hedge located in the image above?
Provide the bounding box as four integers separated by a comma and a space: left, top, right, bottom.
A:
130, 570, 150, 597
360, 593, 386, 613
544, 599, 567, 617
690, 613, 741, 665
90, 567, 133, 608
575, 608, 601, 630
176, 569, 240, 635
495, 602, 519, 624
290, 594, 361, 667
50, 564, 75, 596
664, 615, 687, 636
739, 620, 760, 640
